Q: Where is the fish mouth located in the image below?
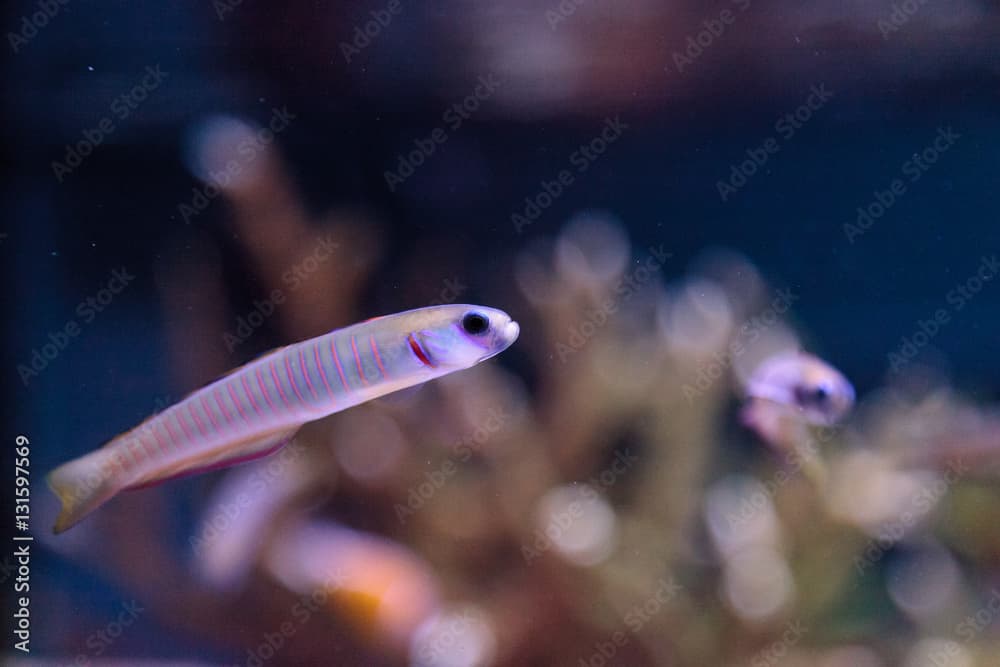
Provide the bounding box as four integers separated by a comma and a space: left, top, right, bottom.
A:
504, 320, 520, 344
478, 320, 520, 362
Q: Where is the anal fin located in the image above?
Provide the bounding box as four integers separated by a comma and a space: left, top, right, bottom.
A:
124, 426, 301, 491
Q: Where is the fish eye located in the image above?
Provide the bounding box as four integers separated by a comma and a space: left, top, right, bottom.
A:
794, 383, 831, 408
462, 311, 490, 336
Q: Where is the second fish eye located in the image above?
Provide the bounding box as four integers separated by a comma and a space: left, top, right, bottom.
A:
794, 383, 830, 407
462, 312, 490, 335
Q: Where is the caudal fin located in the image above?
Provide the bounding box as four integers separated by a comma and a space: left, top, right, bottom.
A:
46, 448, 122, 534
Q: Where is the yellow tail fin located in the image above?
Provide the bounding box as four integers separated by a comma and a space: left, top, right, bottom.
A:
46, 448, 122, 534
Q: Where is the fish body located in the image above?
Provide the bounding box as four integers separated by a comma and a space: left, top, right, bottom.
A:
47, 305, 519, 533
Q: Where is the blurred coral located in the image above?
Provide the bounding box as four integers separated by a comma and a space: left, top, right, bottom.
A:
42, 117, 1000, 667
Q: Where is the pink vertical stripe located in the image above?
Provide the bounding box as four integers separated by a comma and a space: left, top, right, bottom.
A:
213, 389, 234, 424
173, 411, 193, 441
330, 338, 350, 391
152, 425, 170, 456
123, 433, 145, 467
269, 361, 292, 408
351, 336, 370, 386
298, 346, 319, 401
200, 394, 220, 431
370, 335, 388, 379
283, 354, 306, 403
240, 374, 264, 417
313, 342, 335, 398
137, 429, 159, 460
109, 444, 127, 475
255, 367, 276, 411
116, 448, 130, 475
163, 417, 180, 449
187, 402, 208, 438
227, 382, 250, 422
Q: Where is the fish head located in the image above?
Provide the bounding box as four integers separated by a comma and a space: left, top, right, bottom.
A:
746, 352, 855, 426
410, 304, 520, 369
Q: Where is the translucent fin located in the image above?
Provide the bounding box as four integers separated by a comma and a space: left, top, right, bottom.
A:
123, 426, 301, 491
47, 448, 122, 534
